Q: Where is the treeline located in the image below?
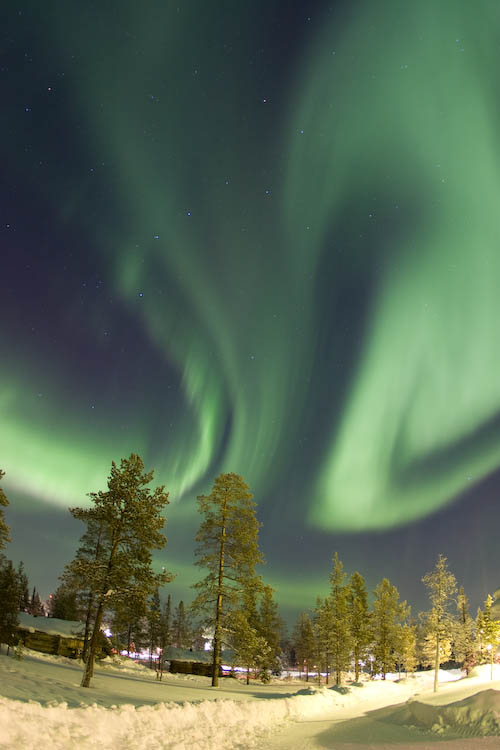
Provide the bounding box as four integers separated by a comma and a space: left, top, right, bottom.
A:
0, 460, 499, 693
289, 553, 500, 692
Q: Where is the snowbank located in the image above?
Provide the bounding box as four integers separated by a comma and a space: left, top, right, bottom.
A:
1, 695, 288, 750
0, 671, 443, 750
2, 651, 500, 749
391, 688, 500, 737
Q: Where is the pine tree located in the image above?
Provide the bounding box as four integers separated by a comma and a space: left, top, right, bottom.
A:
61, 517, 107, 661
192, 472, 264, 687
347, 571, 371, 683
0, 557, 20, 651
328, 553, 352, 686
257, 585, 282, 674
452, 586, 476, 675
372, 578, 409, 679
0, 470, 10, 551
292, 612, 315, 681
422, 554, 457, 692
68, 454, 171, 688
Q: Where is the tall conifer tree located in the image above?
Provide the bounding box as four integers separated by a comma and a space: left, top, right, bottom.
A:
0, 558, 19, 650
453, 586, 476, 675
372, 578, 409, 679
422, 554, 457, 692
173, 600, 192, 648
257, 585, 282, 674
68, 454, 171, 688
192, 473, 264, 687
328, 552, 352, 686
347, 571, 370, 682
479, 594, 500, 680
292, 612, 315, 681
313, 596, 332, 684
157, 594, 172, 680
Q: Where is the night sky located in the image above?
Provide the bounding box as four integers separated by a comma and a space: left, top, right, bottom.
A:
2, 0, 500, 624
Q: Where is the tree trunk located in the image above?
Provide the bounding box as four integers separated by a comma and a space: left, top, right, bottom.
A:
336, 669, 341, 687
354, 648, 360, 682
127, 623, 132, 656
246, 666, 250, 685
81, 598, 104, 687
82, 591, 94, 663
212, 500, 227, 687
433, 631, 440, 692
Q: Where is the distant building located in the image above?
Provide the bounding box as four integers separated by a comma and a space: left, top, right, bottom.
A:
164, 646, 236, 677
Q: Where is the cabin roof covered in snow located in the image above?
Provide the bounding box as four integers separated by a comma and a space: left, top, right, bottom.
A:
18, 612, 85, 638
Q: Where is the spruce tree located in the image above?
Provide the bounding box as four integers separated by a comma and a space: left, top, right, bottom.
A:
50, 583, 79, 621
29, 587, 44, 616
372, 578, 409, 679
172, 600, 192, 648
395, 623, 417, 677
157, 594, 172, 680
347, 571, 371, 682
479, 594, 500, 680
257, 585, 282, 674
292, 612, 315, 681
452, 586, 476, 675
17, 562, 29, 612
328, 553, 352, 686
422, 554, 457, 692
68, 454, 171, 688
111, 590, 148, 656
228, 609, 269, 683
313, 596, 331, 684
192, 472, 264, 687
0, 470, 10, 551
147, 587, 162, 665
476, 607, 487, 664
0, 557, 19, 651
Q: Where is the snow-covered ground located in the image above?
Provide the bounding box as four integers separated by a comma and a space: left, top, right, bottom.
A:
1, 648, 500, 749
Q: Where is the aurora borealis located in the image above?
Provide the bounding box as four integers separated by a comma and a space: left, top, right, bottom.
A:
2, 0, 500, 619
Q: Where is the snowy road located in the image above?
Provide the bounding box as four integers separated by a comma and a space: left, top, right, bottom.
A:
263, 672, 500, 750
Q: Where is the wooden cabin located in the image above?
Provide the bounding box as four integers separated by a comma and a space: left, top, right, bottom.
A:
17, 613, 85, 658
164, 646, 236, 677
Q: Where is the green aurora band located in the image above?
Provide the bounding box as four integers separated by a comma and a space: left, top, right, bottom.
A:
3, 0, 500, 541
